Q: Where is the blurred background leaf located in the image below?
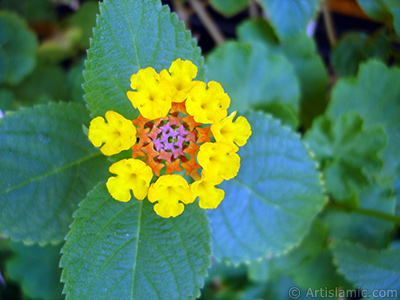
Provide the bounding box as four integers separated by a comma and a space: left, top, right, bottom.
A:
0, 11, 38, 86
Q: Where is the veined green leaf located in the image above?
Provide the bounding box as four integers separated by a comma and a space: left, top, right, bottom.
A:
304, 112, 387, 201
6, 242, 63, 300
209, 0, 250, 17
84, 0, 204, 120
61, 183, 211, 300
207, 111, 326, 263
258, 0, 321, 40
0, 103, 110, 244
0, 11, 38, 85
331, 239, 400, 299
206, 41, 300, 128
327, 60, 400, 185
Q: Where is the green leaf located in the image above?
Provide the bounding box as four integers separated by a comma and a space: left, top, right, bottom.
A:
323, 182, 396, 248
0, 88, 16, 112
84, 0, 204, 119
0, 11, 38, 85
357, 0, 400, 36
331, 32, 390, 77
209, 0, 250, 17
356, 0, 392, 21
258, 0, 321, 40
331, 239, 400, 299
69, 2, 100, 49
237, 20, 328, 128
206, 41, 300, 128
248, 219, 328, 282
67, 58, 86, 105
6, 242, 63, 300
327, 60, 400, 184
0, 0, 57, 23
291, 248, 350, 290
0, 103, 110, 244
207, 111, 326, 263
61, 183, 211, 300
12, 59, 68, 105
304, 112, 387, 201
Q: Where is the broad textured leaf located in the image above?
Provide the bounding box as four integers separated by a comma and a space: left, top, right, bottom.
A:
323, 182, 396, 248
248, 219, 328, 282
0, 11, 37, 85
331, 32, 390, 77
207, 111, 325, 263
84, 0, 204, 120
327, 60, 400, 185
304, 112, 386, 201
6, 242, 63, 300
237, 20, 328, 128
331, 239, 400, 299
259, 0, 321, 40
206, 41, 300, 128
209, 0, 249, 17
61, 183, 210, 300
0, 103, 110, 244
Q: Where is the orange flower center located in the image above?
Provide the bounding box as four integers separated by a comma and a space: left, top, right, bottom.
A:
131, 101, 211, 179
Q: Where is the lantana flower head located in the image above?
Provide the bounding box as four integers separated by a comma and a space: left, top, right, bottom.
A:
88, 59, 252, 218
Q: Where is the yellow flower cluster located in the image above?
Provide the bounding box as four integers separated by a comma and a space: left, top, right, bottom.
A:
88, 59, 251, 218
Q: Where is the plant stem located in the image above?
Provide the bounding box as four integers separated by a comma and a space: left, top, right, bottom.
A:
189, 0, 225, 45
249, 0, 259, 19
327, 201, 400, 225
322, 0, 337, 47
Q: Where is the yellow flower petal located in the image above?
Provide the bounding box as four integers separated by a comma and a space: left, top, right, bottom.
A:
127, 66, 172, 119
211, 111, 252, 152
186, 81, 230, 124
191, 178, 225, 209
160, 58, 198, 103
148, 175, 193, 218
106, 159, 153, 202
197, 142, 240, 184
88, 111, 137, 156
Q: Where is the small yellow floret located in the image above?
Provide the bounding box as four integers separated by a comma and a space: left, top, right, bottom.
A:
127, 67, 172, 119
106, 159, 153, 202
88, 111, 137, 156
191, 178, 225, 209
186, 81, 230, 124
211, 111, 252, 152
197, 142, 240, 184
160, 58, 198, 103
148, 175, 193, 218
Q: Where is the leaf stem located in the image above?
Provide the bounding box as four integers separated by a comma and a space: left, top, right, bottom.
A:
189, 0, 225, 45
327, 201, 400, 225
